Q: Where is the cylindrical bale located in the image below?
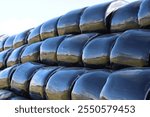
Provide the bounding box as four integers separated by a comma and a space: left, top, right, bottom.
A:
57, 8, 85, 35
27, 25, 42, 44
0, 65, 17, 89
138, 0, 150, 28
29, 67, 60, 100
45, 68, 85, 100
111, 1, 141, 33
79, 1, 127, 33
57, 33, 98, 67
0, 49, 13, 69
110, 29, 150, 68
7, 45, 27, 67
71, 70, 110, 100
4, 35, 16, 50
11, 62, 44, 97
0, 35, 8, 52
13, 29, 31, 49
82, 34, 119, 68
40, 36, 66, 65
100, 68, 150, 100
21, 42, 42, 63
0, 89, 16, 100
40, 17, 59, 40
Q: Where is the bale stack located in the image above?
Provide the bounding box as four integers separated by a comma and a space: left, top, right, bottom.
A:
0, 0, 150, 100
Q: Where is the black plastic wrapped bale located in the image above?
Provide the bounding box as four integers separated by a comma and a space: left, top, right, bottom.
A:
40, 36, 66, 65
0, 49, 13, 69
7, 45, 26, 67
21, 42, 42, 63
0, 89, 16, 100
29, 67, 59, 100
13, 29, 31, 49
110, 30, 150, 68
45, 68, 85, 100
138, 0, 150, 28
0, 65, 17, 89
0, 35, 8, 52
11, 62, 44, 97
82, 34, 119, 68
79, 1, 127, 33
40, 17, 59, 40
4, 35, 16, 50
27, 25, 42, 44
111, 1, 141, 33
57, 8, 85, 35
71, 70, 110, 100
57, 33, 97, 67
100, 68, 150, 100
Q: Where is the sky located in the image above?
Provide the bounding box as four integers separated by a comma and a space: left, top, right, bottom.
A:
0, 0, 137, 35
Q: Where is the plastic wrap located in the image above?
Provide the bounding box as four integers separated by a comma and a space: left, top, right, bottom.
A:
45, 68, 85, 100
138, 0, 150, 28
11, 62, 44, 97
0, 49, 13, 69
111, 1, 141, 32
29, 67, 59, 99
7, 45, 26, 67
40, 36, 66, 65
4, 35, 16, 50
72, 70, 110, 100
0, 35, 8, 52
13, 29, 31, 49
21, 42, 42, 63
100, 68, 150, 100
57, 33, 97, 67
110, 29, 150, 68
40, 17, 59, 40
80, 1, 127, 33
57, 8, 85, 35
27, 25, 41, 44
0, 65, 17, 89
82, 34, 119, 68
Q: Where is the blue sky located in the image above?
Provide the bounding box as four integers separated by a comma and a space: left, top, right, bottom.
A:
0, 0, 136, 35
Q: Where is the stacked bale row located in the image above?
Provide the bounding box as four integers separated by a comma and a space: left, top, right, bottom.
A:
1, 29, 150, 70
1, 0, 150, 100
0, 62, 150, 100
